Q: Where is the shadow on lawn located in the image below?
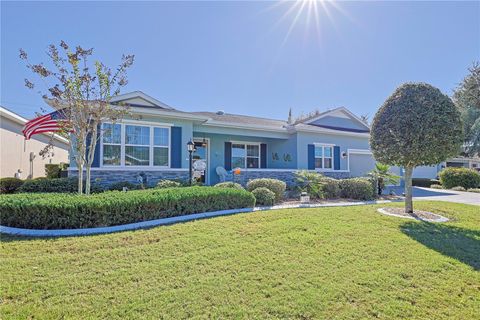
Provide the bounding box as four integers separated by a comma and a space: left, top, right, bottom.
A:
400, 222, 480, 270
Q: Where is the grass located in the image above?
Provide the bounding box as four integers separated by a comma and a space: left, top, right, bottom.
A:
1, 201, 479, 319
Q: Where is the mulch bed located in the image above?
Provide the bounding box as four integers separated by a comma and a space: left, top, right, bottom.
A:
377, 207, 449, 223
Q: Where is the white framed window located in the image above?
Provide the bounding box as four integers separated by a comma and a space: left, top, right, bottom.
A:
315, 145, 333, 169
232, 143, 260, 169
153, 127, 169, 167
102, 123, 121, 166
101, 122, 170, 168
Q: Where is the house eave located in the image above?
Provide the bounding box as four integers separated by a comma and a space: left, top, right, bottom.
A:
0, 106, 69, 144
201, 120, 288, 133
294, 125, 370, 138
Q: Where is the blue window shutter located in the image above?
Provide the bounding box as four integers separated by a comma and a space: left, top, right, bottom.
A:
87, 124, 101, 167
334, 146, 340, 170
260, 143, 267, 168
170, 127, 182, 168
224, 142, 232, 170
307, 144, 315, 170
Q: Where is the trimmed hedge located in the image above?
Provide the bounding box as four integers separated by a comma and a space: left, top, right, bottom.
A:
438, 167, 480, 189
18, 177, 103, 193
0, 186, 256, 229
412, 178, 440, 188
0, 178, 24, 194
320, 177, 341, 199
214, 182, 244, 190
247, 178, 286, 202
339, 178, 375, 200
251, 187, 275, 206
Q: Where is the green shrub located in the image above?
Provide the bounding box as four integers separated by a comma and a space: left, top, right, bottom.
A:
320, 177, 341, 199
214, 182, 244, 190
109, 181, 141, 191
246, 178, 286, 202
430, 184, 443, 189
438, 167, 480, 189
339, 178, 375, 200
294, 170, 324, 199
156, 180, 182, 189
19, 177, 77, 193
412, 178, 440, 188
451, 186, 466, 191
0, 186, 256, 229
0, 178, 24, 194
251, 187, 275, 206
467, 188, 480, 193
18, 177, 103, 193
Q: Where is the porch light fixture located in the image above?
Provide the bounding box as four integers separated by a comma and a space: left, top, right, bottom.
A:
187, 140, 195, 185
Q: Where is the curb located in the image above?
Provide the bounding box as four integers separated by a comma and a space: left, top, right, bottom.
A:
1, 200, 395, 238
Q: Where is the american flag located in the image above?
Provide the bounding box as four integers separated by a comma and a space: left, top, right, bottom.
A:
22, 110, 70, 140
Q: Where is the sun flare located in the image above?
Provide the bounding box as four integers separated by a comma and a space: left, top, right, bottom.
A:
268, 0, 350, 47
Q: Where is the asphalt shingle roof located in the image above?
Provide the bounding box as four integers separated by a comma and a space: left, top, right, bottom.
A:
191, 111, 288, 129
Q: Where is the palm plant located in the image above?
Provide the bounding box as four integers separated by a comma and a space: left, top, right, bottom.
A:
368, 163, 400, 196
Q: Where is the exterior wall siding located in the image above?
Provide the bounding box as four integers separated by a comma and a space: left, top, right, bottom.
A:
296, 132, 371, 171
1, 116, 69, 178
192, 131, 297, 185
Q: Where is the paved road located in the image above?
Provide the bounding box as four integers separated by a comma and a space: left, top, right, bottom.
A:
385, 186, 480, 206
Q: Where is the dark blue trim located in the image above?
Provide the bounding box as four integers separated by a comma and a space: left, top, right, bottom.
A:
333, 146, 340, 170
224, 142, 232, 170
309, 124, 369, 133
260, 143, 267, 168
307, 144, 315, 170
171, 127, 182, 168
88, 124, 101, 168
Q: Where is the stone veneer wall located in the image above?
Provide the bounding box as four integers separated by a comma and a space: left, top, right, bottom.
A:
69, 169, 189, 187
70, 169, 351, 188
225, 170, 350, 187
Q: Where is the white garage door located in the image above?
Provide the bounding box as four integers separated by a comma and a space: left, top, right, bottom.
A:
349, 153, 376, 177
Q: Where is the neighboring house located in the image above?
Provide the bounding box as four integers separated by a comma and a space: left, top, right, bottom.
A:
67, 91, 375, 186
412, 156, 480, 180
0, 106, 70, 179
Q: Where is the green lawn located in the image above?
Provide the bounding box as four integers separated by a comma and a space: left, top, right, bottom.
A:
1, 201, 479, 319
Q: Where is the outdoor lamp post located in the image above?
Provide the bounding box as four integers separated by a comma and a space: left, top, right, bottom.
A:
187, 139, 195, 186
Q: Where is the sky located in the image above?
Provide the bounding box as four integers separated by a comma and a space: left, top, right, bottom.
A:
1, 1, 479, 121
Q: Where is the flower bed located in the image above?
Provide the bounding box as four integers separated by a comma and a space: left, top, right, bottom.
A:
0, 187, 255, 230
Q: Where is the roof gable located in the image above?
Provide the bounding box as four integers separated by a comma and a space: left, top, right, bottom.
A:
110, 91, 174, 110
302, 107, 369, 132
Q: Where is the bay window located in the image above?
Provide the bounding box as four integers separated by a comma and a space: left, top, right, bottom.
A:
232, 143, 260, 169
315, 145, 333, 169
101, 122, 170, 167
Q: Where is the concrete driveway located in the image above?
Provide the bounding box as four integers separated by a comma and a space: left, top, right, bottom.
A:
385, 186, 480, 206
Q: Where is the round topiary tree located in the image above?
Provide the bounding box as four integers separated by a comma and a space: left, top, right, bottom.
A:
370, 83, 463, 213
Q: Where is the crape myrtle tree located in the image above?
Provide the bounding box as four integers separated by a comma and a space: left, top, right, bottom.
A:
453, 62, 480, 157
370, 83, 463, 213
20, 41, 134, 194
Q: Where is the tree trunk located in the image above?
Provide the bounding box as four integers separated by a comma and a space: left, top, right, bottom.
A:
404, 166, 413, 214
85, 164, 91, 195
77, 163, 84, 195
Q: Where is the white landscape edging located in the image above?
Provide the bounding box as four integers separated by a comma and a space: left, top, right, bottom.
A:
0, 200, 394, 238
377, 208, 449, 223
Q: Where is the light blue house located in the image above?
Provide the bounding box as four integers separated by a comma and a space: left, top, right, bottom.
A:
69, 91, 377, 187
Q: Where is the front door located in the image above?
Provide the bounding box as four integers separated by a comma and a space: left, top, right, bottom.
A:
193, 139, 209, 184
